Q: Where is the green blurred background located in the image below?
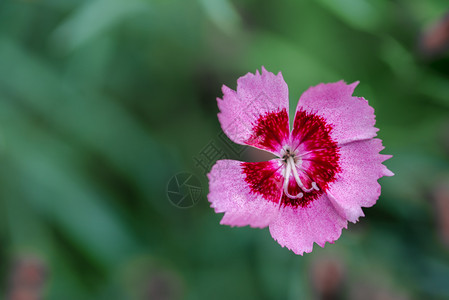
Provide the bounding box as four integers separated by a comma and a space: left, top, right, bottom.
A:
1, 0, 449, 299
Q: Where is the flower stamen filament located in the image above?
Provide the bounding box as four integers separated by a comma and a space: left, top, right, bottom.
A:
282, 151, 320, 199
283, 158, 304, 199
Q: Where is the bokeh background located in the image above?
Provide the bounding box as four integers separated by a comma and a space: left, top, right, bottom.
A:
1, 0, 449, 299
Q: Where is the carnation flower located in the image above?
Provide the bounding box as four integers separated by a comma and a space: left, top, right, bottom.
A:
208, 67, 393, 255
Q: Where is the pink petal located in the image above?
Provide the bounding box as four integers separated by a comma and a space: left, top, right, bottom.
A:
296, 81, 378, 145
207, 159, 283, 228
217, 67, 290, 154
269, 195, 348, 255
325, 139, 393, 223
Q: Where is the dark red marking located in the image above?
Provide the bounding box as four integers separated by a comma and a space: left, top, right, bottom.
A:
245, 109, 289, 153
241, 109, 340, 209
242, 161, 283, 204
281, 109, 341, 208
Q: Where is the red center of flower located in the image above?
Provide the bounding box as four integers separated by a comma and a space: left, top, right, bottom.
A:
245, 108, 289, 153
242, 109, 341, 208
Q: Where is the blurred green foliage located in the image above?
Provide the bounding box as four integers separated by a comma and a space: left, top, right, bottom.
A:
0, 0, 449, 299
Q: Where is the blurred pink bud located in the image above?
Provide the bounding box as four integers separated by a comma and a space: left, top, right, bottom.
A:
7, 257, 47, 300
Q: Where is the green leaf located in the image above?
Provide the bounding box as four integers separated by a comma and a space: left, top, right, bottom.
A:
51, 0, 150, 52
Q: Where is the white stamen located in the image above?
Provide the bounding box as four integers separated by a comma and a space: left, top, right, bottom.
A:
283, 157, 304, 199
297, 169, 321, 192
288, 156, 316, 193
282, 155, 320, 199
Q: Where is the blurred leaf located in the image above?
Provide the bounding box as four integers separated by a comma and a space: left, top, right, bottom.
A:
317, 0, 390, 33
0, 97, 140, 267
379, 36, 418, 80
1, 167, 52, 256
418, 72, 449, 109
418, 257, 449, 297
51, 0, 150, 52
198, 0, 241, 35
406, 0, 449, 23
0, 38, 174, 210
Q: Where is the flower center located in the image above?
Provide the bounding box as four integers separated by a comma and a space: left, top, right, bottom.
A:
280, 146, 319, 200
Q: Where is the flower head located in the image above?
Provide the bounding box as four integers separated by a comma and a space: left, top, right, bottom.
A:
207, 67, 393, 255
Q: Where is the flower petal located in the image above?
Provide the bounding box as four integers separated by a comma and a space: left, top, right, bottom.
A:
269, 195, 348, 255
207, 159, 283, 228
296, 81, 377, 145
325, 139, 393, 223
217, 67, 290, 154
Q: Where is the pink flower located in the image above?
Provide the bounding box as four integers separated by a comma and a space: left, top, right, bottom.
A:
207, 67, 393, 255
